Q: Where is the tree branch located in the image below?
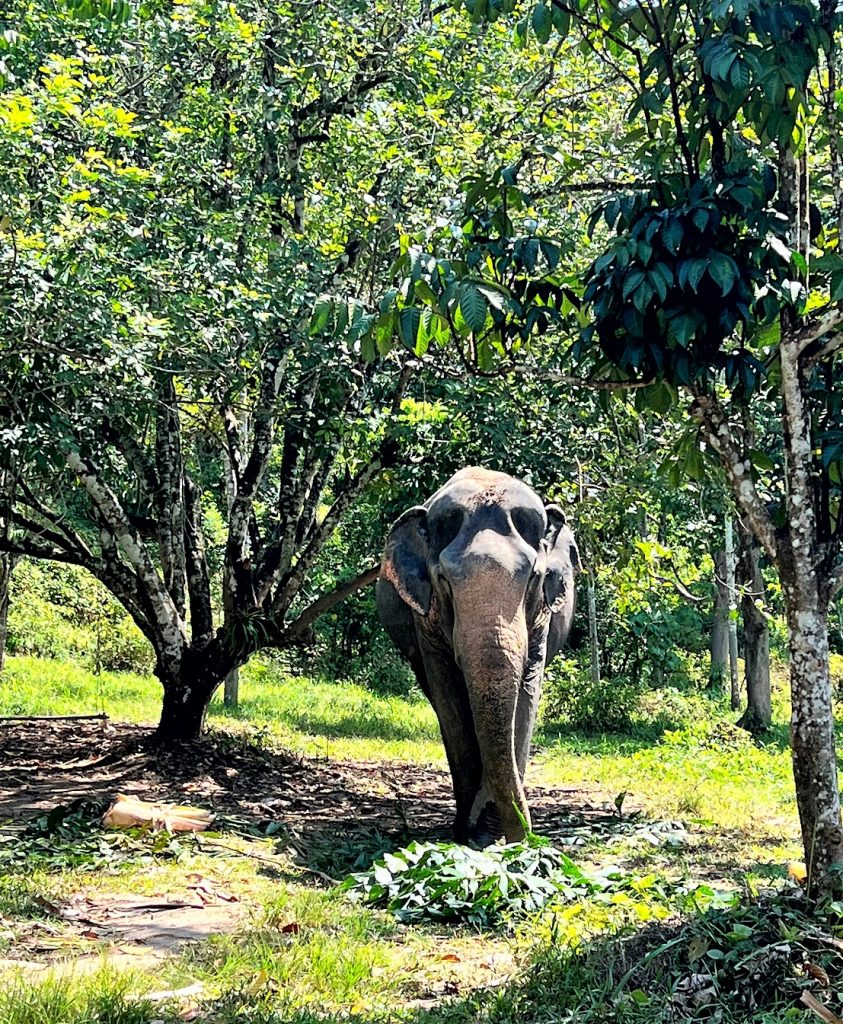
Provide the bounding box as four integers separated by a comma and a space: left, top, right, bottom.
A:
282, 564, 380, 639
690, 390, 779, 564
64, 448, 187, 650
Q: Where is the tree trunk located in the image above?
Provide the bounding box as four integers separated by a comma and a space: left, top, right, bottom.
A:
724, 513, 740, 710
155, 663, 222, 742
737, 529, 771, 734
224, 668, 239, 708
786, 596, 843, 895
710, 549, 729, 690
0, 552, 12, 672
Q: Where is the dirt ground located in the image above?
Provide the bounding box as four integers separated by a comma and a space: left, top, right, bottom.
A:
0, 717, 688, 981
0, 717, 631, 847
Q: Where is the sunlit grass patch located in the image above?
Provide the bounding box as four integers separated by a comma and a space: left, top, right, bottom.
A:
0, 655, 444, 763
0, 968, 170, 1024
535, 713, 797, 839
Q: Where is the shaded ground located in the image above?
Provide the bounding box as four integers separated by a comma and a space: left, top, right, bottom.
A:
0, 717, 663, 852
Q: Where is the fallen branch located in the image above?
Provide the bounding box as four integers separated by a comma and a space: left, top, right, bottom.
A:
0, 713, 108, 722
801, 991, 843, 1024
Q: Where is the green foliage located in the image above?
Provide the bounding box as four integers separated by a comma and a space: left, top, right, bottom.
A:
581, 169, 786, 390
6, 561, 154, 674
542, 656, 646, 733
344, 836, 724, 930
0, 799, 200, 874
343, 836, 619, 925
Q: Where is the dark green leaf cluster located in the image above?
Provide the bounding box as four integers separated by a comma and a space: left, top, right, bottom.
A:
342, 836, 611, 924
342, 836, 692, 926
581, 168, 790, 390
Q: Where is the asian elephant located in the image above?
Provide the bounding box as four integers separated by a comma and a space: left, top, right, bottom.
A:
376, 467, 579, 846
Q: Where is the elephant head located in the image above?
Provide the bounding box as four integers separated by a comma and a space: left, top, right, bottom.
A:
381, 468, 579, 843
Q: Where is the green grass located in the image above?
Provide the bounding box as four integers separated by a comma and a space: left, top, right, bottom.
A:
0, 653, 819, 1024
534, 722, 796, 836
0, 655, 444, 763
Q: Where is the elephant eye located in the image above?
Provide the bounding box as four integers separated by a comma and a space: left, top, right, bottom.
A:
511, 509, 541, 548
433, 509, 464, 550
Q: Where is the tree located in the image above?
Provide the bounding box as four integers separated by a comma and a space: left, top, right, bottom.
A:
371, 0, 843, 893
0, 0, 547, 738
736, 519, 772, 734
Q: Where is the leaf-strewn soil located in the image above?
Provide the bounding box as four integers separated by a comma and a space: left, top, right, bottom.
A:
0, 717, 629, 847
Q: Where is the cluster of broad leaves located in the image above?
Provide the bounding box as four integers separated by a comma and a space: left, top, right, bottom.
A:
0, 799, 197, 872
341, 835, 705, 926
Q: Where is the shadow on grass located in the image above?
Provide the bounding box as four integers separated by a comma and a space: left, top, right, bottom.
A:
212, 696, 439, 743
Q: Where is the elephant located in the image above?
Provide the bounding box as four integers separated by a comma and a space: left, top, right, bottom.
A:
376, 467, 579, 846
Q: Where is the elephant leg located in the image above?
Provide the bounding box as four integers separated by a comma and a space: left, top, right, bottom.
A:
419, 644, 482, 842
515, 624, 550, 782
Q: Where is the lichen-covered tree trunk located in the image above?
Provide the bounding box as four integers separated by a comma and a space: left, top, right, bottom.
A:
737, 530, 771, 734
780, 326, 843, 895
786, 596, 843, 892
709, 549, 729, 690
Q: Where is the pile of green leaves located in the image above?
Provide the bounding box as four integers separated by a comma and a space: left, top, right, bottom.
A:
0, 799, 198, 873
342, 835, 685, 926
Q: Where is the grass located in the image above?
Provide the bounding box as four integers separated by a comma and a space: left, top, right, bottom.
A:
0, 653, 822, 1023
0, 655, 444, 763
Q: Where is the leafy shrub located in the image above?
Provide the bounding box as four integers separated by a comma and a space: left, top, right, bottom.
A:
6, 559, 153, 675
542, 655, 643, 732
6, 594, 88, 663
342, 836, 600, 925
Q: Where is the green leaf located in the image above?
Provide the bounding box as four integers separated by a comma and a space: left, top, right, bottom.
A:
622, 268, 646, 301
399, 307, 422, 349
531, 3, 552, 44
459, 284, 488, 333
661, 219, 683, 254
310, 299, 332, 335
708, 252, 739, 295
551, 5, 570, 37
513, 16, 528, 48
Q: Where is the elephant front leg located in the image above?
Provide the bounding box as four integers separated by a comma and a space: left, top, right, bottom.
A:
514, 623, 550, 781
514, 664, 543, 782
419, 645, 483, 843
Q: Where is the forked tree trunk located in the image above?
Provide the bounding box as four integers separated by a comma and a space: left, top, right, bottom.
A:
737, 530, 771, 734
710, 549, 729, 689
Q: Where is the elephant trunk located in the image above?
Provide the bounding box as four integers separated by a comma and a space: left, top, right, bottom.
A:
452, 601, 531, 845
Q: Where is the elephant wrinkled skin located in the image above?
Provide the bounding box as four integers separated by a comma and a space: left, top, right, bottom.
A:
376, 467, 579, 846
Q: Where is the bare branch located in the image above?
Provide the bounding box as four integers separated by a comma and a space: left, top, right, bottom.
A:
283, 564, 380, 639
690, 390, 779, 564
791, 308, 843, 358
65, 448, 187, 647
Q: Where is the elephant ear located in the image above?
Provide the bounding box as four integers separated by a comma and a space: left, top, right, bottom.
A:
381, 506, 432, 616
542, 504, 581, 612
